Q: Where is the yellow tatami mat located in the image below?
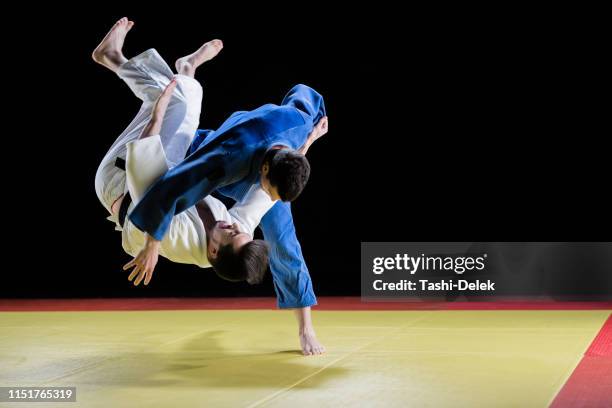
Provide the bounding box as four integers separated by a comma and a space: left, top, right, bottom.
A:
0, 310, 609, 407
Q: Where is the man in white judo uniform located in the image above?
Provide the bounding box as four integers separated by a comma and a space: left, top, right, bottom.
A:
93, 18, 275, 285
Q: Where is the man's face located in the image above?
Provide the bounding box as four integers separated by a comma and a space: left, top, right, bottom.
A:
260, 163, 282, 201
207, 221, 251, 259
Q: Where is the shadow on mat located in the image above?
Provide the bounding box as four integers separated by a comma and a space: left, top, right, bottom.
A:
50, 330, 348, 389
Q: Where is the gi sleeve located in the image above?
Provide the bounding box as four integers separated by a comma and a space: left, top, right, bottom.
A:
259, 201, 317, 309
185, 129, 214, 157
128, 142, 234, 241
281, 84, 326, 126
228, 184, 276, 238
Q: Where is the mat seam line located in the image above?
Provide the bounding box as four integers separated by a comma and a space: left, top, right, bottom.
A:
244, 314, 432, 408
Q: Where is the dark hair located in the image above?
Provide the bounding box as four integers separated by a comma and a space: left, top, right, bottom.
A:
210, 239, 270, 284
263, 149, 310, 201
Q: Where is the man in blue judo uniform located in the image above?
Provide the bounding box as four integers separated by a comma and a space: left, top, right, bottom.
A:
105, 26, 330, 355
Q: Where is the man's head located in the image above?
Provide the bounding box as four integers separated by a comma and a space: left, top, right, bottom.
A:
260, 148, 310, 201
207, 221, 269, 284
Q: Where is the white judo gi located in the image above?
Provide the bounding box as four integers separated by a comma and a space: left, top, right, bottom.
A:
94, 49, 274, 268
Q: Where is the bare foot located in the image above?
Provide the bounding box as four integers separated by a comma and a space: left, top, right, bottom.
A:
175, 39, 224, 77
92, 17, 134, 72
299, 331, 326, 356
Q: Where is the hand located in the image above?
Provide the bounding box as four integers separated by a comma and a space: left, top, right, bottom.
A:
293, 307, 325, 355
152, 78, 177, 122
299, 116, 330, 155
123, 234, 161, 286
310, 116, 329, 143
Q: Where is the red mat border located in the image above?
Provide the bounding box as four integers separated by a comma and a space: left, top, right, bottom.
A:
0, 297, 611, 311
551, 313, 612, 407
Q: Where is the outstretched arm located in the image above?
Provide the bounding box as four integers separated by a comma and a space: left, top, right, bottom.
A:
259, 201, 325, 355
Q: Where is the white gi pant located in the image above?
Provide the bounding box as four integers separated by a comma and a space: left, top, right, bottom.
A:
94, 48, 203, 227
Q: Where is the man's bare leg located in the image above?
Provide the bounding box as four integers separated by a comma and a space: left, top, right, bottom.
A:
92, 17, 134, 72
93, 18, 134, 215
175, 40, 224, 78
294, 307, 326, 355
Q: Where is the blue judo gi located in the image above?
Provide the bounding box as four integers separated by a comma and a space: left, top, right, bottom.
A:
128, 84, 326, 308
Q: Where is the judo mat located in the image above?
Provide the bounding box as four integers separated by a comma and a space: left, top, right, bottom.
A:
0, 298, 610, 407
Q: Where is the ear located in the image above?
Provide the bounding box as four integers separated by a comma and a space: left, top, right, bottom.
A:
261, 162, 269, 176
208, 243, 218, 258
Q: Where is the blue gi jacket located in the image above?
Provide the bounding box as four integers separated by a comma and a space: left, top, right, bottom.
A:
128, 84, 326, 308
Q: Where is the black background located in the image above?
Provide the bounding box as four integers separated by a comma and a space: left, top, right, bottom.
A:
3, 5, 610, 298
